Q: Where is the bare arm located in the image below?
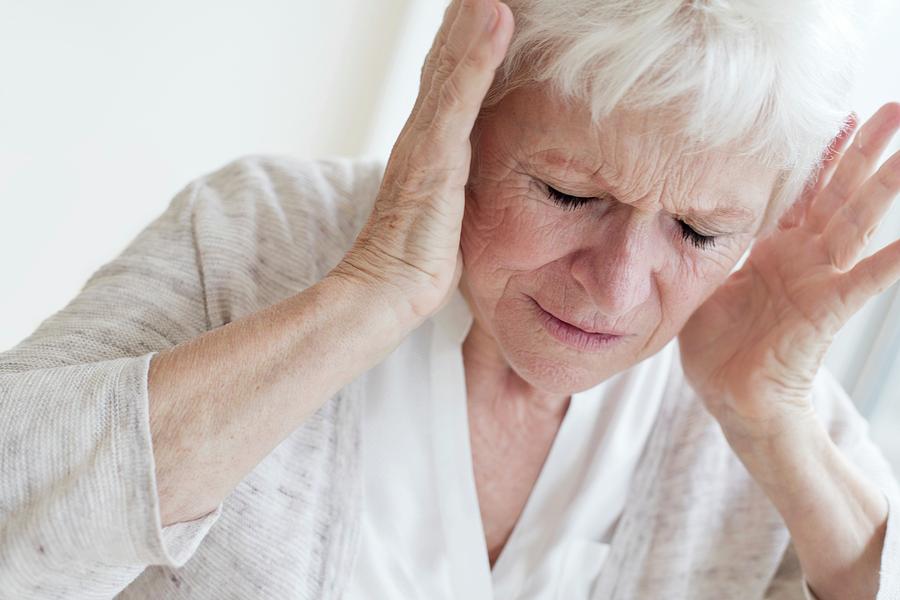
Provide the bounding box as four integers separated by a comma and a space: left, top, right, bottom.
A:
148, 272, 412, 526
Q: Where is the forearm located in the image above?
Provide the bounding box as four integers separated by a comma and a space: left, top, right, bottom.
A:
148, 273, 413, 526
722, 416, 887, 600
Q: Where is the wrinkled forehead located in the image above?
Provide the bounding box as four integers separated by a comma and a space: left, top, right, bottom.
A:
487, 84, 779, 224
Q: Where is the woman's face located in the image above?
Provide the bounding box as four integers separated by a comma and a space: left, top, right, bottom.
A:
459, 84, 781, 394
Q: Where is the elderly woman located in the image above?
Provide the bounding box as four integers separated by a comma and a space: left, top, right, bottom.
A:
2, 0, 900, 598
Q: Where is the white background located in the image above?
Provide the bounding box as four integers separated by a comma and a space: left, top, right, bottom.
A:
1, 1, 898, 467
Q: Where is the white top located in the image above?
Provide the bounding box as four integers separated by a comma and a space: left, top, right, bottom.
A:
347, 283, 673, 600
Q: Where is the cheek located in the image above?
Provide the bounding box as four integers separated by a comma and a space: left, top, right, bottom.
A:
684, 233, 750, 282
657, 235, 749, 321
461, 175, 577, 274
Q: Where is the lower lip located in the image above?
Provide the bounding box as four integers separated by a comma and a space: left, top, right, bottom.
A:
532, 298, 625, 352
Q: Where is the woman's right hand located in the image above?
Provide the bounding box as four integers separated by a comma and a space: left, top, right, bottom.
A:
329, 0, 513, 326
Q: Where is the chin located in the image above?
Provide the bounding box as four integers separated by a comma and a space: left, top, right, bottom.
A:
490, 293, 630, 394
502, 344, 625, 395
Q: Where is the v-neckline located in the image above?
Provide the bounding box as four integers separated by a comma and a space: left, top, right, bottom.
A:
429, 298, 493, 600
487, 387, 593, 596
427, 290, 610, 600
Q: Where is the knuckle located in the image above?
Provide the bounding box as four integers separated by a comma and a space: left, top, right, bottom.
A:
829, 244, 851, 271
462, 44, 491, 72
828, 170, 852, 199
835, 278, 855, 312
437, 74, 465, 111
420, 37, 444, 81
875, 162, 900, 194
861, 225, 876, 249
842, 204, 864, 232
458, 0, 478, 20
433, 45, 457, 82
823, 229, 849, 270
386, 156, 439, 197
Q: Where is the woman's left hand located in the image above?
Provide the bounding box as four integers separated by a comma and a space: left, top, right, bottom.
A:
679, 102, 900, 443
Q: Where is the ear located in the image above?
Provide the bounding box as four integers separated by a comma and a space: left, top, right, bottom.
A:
776, 112, 858, 231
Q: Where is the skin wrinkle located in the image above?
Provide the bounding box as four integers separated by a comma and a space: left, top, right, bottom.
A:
532, 149, 758, 233
455, 87, 783, 566
458, 83, 779, 415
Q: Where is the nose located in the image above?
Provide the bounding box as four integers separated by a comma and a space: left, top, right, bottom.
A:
570, 217, 657, 319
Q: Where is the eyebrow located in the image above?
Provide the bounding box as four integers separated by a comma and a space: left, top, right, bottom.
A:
533, 152, 758, 225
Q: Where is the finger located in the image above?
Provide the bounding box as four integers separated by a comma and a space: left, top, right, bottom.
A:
810, 113, 858, 199
409, 0, 463, 121
779, 114, 858, 231
423, 0, 512, 146
400, 0, 503, 144
837, 235, 900, 316
807, 102, 900, 232
825, 146, 900, 270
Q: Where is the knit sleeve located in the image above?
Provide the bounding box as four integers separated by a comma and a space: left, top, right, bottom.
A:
0, 178, 223, 599
764, 367, 900, 600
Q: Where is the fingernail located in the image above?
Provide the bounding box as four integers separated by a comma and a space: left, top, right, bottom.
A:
486, 3, 500, 32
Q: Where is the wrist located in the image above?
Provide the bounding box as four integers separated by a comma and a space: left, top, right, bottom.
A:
711, 392, 821, 455
721, 410, 887, 600
322, 265, 424, 339
722, 412, 830, 487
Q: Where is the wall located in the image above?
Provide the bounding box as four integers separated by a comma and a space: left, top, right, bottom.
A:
0, 0, 407, 351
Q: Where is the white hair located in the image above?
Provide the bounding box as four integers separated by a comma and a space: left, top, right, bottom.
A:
482, 0, 884, 235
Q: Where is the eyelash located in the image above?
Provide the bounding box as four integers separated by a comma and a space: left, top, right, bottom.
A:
545, 184, 718, 251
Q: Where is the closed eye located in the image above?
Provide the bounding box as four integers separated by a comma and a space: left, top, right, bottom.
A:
546, 183, 718, 250
678, 221, 717, 250
546, 184, 595, 210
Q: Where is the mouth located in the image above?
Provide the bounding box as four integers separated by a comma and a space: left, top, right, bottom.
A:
529, 296, 628, 352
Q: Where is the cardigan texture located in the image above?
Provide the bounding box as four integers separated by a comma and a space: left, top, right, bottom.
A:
0, 154, 897, 599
